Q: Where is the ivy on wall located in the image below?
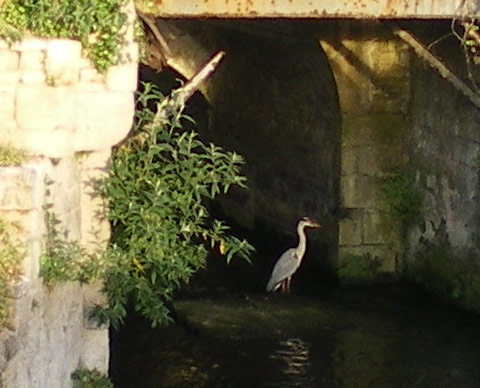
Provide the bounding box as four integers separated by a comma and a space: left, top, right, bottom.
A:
39, 209, 105, 287
0, 0, 128, 72
381, 170, 423, 233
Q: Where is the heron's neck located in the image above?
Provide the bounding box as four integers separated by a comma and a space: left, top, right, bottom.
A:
295, 223, 307, 260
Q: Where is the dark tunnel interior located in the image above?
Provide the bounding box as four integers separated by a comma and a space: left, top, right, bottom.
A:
137, 19, 342, 295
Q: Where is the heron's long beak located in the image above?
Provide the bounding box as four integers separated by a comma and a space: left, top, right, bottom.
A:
309, 221, 321, 228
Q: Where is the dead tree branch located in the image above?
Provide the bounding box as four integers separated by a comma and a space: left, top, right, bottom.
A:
151, 50, 225, 128
394, 28, 480, 109
137, 11, 172, 68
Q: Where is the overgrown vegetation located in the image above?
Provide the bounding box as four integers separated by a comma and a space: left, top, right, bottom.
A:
338, 253, 381, 283
0, 145, 28, 166
39, 209, 105, 287
0, 218, 24, 327
36, 82, 253, 328
71, 369, 113, 388
88, 83, 254, 328
0, 0, 128, 72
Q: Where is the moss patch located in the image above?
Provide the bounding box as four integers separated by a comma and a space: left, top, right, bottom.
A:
380, 170, 423, 231
71, 369, 113, 388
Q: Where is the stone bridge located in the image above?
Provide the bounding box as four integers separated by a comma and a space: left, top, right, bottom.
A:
138, 0, 480, 19
139, 1, 480, 289
2, 1, 480, 387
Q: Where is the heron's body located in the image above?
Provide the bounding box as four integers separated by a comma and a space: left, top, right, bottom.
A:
266, 248, 300, 292
266, 217, 320, 293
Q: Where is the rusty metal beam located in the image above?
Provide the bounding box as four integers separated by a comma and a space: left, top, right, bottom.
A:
137, 0, 480, 19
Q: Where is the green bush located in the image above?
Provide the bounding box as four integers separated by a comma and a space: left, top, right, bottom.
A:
91, 83, 254, 328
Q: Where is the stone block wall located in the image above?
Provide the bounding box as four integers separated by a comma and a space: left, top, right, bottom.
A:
404, 32, 480, 309
408, 54, 480, 251
0, 37, 137, 157
323, 21, 480, 299
321, 26, 410, 274
0, 17, 137, 388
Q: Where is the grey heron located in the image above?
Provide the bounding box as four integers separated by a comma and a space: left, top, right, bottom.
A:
266, 217, 321, 293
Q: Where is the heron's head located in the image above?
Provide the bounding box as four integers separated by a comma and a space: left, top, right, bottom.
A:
300, 217, 321, 229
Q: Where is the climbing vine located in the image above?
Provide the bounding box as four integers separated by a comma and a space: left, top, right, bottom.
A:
0, 0, 128, 73
39, 209, 105, 287
380, 170, 423, 234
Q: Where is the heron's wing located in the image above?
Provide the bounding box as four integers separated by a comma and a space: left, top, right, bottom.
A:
266, 248, 300, 291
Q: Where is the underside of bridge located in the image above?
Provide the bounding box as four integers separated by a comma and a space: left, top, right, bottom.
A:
136, 0, 479, 19
137, 4, 480, 300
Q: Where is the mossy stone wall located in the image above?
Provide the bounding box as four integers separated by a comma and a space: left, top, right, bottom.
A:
405, 24, 480, 311
321, 23, 410, 280
0, 7, 137, 385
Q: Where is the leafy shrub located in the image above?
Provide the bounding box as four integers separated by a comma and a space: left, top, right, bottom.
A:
93, 83, 254, 328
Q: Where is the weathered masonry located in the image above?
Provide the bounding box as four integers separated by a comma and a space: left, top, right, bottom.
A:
139, 0, 480, 301
0, 2, 137, 387
137, 0, 479, 19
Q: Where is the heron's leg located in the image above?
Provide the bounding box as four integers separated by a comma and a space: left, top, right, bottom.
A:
286, 277, 291, 293
281, 279, 287, 293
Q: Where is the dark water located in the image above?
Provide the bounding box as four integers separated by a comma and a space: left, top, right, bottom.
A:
111, 284, 480, 388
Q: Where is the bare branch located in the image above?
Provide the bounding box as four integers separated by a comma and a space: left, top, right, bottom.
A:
152, 51, 225, 127
137, 11, 172, 68
394, 28, 480, 109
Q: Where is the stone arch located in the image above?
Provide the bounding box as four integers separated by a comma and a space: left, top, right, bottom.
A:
319, 22, 411, 275
143, 19, 342, 291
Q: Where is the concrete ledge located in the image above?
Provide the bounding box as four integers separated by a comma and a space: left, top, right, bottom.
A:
139, 0, 479, 19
